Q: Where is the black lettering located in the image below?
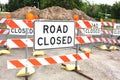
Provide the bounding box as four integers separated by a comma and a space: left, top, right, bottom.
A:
50, 25, 55, 33
67, 36, 72, 44
56, 25, 62, 33
43, 25, 49, 33
63, 25, 68, 33
11, 29, 15, 33
29, 29, 33, 34
44, 37, 49, 45
22, 28, 26, 33
62, 36, 66, 44
50, 37, 55, 45
38, 37, 43, 45
56, 37, 61, 44
18, 28, 21, 33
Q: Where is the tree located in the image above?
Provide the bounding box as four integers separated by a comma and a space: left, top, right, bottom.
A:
111, 2, 120, 19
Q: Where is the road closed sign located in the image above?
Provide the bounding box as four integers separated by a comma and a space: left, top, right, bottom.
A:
34, 21, 75, 50
83, 21, 101, 35
113, 23, 120, 36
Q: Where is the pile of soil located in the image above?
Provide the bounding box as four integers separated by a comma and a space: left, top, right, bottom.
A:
10, 6, 93, 20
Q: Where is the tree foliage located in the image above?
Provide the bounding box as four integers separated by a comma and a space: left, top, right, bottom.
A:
2, 0, 120, 19
111, 2, 120, 19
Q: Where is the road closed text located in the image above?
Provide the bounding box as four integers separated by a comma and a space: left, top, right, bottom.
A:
34, 21, 75, 49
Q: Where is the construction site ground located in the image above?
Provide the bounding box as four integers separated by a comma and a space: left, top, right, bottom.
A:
0, 42, 120, 80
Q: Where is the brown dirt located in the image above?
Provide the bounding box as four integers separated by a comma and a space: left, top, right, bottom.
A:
9, 6, 93, 20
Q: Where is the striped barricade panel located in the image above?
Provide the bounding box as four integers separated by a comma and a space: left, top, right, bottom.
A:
5, 19, 34, 35
101, 22, 113, 26
0, 40, 7, 45
102, 30, 112, 35
7, 52, 90, 69
90, 37, 103, 43
0, 18, 7, 23
0, 29, 9, 34
75, 36, 92, 44
7, 38, 33, 48
75, 20, 92, 29
6, 36, 91, 48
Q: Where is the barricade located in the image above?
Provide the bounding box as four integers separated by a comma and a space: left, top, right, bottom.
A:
3, 16, 120, 80
0, 18, 9, 47
7, 52, 90, 69
5, 18, 91, 80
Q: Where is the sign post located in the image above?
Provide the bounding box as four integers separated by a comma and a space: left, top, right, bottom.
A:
34, 21, 75, 50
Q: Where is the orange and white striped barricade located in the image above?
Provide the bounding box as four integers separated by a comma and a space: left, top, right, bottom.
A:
0, 40, 7, 46
6, 38, 34, 48
101, 21, 113, 27
7, 52, 90, 69
6, 36, 91, 49
5, 19, 34, 35
100, 19, 114, 46
102, 30, 112, 35
0, 18, 9, 47
0, 18, 7, 23
75, 36, 91, 44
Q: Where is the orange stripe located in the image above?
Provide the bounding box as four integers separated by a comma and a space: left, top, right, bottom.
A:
111, 39, 114, 44
116, 40, 119, 44
101, 22, 104, 26
73, 54, 82, 60
87, 36, 91, 40
6, 20, 19, 28
10, 60, 25, 68
45, 57, 57, 64
93, 38, 97, 42
83, 20, 92, 28
0, 30, 5, 34
75, 22, 80, 29
105, 38, 109, 43
30, 38, 34, 42
60, 55, 70, 62
12, 39, 26, 48
85, 53, 90, 58
99, 38, 103, 42
76, 36, 85, 44
23, 20, 33, 28
0, 40, 6, 45
28, 58, 42, 66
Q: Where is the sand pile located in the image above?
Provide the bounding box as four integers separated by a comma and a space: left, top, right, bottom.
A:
10, 6, 92, 20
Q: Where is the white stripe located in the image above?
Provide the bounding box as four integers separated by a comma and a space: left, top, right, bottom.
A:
78, 53, 88, 59
7, 39, 19, 48
75, 38, 79, 44
7, 60, 16, 69
82, 36, 91, 43
0, 18, 6, 23
52, 56, 64, 63
66, 54, 77, 61
21, 39, 33, 47
78, 20, 87, 28
19, 59, 33, 67
13, 20, 30, 28
36, 58, 50, 65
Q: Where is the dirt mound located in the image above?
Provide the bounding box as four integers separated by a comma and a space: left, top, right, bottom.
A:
10, 6, 92, 20
11, 6, 40, 19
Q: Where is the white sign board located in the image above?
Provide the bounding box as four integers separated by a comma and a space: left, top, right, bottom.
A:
34, 21, 75, 50
83, 21, 101, 35
113, 23, 120, 36
8, 28, 33, 35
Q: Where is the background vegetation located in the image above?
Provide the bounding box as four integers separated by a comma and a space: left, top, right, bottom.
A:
0, 0, 120, 20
